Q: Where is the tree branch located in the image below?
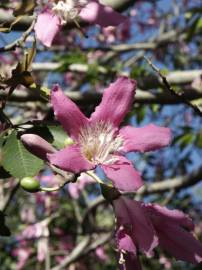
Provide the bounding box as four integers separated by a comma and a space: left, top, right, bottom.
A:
144, 57, 202, 117
51, 232, 112, 270
1, 85, 201, 106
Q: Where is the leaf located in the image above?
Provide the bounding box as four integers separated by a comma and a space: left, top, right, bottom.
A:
5, 41, 36, 88
25, 125, 53, 143
0, 133, 11, 179
48, 125, 69, 149
0, 211, 11, 237
56, 50, 87, 72
175, 133, 194, 149
136, 106, 146, 123
186, 15, 201, 42
23, 42, 36, 71
2, 131, 43, 178
195, 131, 202, 148
15, 40, 36, 73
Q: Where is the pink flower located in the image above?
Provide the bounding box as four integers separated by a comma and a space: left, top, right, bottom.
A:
37, 237, 48, 262
47, 77, 171, 192
34, 9, 62, 47
12, 247, 32, 270
95, 246, 109, 262
34, 0, 126, 47
159, 256, 171, 269
113, 197, 202, 269
18, 220, 49, 240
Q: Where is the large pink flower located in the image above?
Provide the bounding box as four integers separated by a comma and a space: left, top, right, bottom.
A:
113, 197, 202, 269
34, 0, 127, 47
47, 76, 171, 192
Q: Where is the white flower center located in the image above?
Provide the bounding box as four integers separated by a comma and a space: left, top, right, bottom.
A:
52, 0, 88, 24
79, 122, 123, 165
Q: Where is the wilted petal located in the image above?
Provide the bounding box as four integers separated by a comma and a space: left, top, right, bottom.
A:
80, 1, 126, 27
21, 134, 56, 160
51, 85, 89, 139
101, 156, 143, 192
114, 197, 158, 256
156, 224, 202, 264
144, 204, 202, 264
34, 10, 61, 47
145, 204, 194, 231
47, 145, 94, 173
119, 124, 172, 153
90, 77, 136, 128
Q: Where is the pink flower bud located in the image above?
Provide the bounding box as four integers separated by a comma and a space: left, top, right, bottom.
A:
21, 134, 56, 160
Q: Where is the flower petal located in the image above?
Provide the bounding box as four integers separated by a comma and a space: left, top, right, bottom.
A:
144, 204, 202, 264
144, 204, 194, 231
51, 85, 89, 139
47, 145, 94, 173
34, 10, 61, 47
90, 77, 136, 128
114, 197, 158, 256
79, 1, 126, 27
156, 224, 202, 264
116, 227, 137, 253
119, 124, 172, 153
101, 156, 143, 192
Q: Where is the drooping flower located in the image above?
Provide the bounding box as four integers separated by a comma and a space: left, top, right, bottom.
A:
113, 197, 202, 269
34, 0, 127, 47
47, 76, 171, 192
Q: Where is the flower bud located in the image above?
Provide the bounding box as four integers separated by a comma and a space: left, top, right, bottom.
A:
21, 134, 56, 161
20, 177, 40, 193
100, 183, 121, 202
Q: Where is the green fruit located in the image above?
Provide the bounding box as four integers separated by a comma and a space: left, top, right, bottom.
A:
20, 177, 40, 193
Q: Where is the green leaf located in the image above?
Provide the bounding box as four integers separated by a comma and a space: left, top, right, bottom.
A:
0, 135, 11, 179
56, 50, 87, 72
195, 131, 202, 148
47, 125, 69, 149
0, 211, 11, 237
1, 131, 43, 178
174, 133, 194, 149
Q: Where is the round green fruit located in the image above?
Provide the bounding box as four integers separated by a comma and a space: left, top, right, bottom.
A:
20, 177, 40, 193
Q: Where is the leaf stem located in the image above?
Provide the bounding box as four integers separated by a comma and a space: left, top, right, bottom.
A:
86, 170, 104, 185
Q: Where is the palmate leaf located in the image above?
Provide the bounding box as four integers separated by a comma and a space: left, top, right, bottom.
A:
2, 131, 43, 178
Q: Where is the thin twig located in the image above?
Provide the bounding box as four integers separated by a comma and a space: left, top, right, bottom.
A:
0, 15, 36, 52
144, 56, 202, 117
